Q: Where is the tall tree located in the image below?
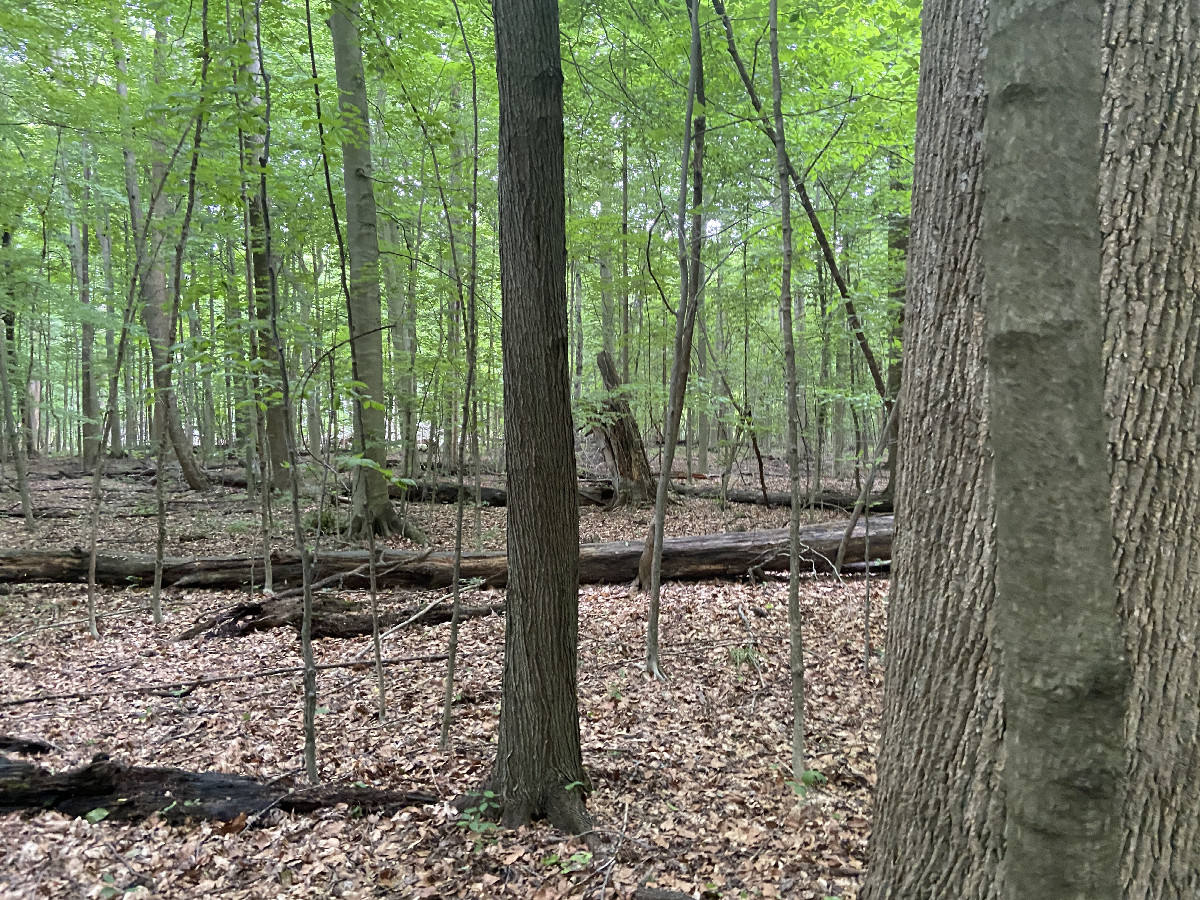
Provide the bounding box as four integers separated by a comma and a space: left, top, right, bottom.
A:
863, 0, 1200, 895
329, 0, 403, 537
113, 26, 209, 492
769, 0, 806, 782
981, 0, 1125, 890
487, 0, 590, 833
643, 0, 706, 680
242, 25, 289, 488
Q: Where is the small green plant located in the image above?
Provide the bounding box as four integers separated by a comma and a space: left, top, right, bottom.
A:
727, 645, 762, 670
84, 807, 109, 824
225, 521, 253, 537
98, 873, 120, 899
302, 506, 337, 535
786, 768, 829, 798
456, 790, 500, 838
606, 682, 623, 701
542, 850, 593, 873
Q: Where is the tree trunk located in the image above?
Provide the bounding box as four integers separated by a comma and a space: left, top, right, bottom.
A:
243, 31, 289, 488
114, 29, 208, 492
1102, 3, 1200, 896
0, 231, 31, 525
97, 209, 122, 457
861, 0, 1005, 893
644, 0, 706, 680
880, 166, 906, 501
489, 0, 589, 833
769, 0, 806, 781
864, 0, 1200, 896
983, 0, 1126, 888
595, 350, 654, 505
330, 0, 402, 538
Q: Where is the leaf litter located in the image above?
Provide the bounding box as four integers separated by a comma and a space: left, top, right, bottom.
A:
1, 462, 885, 898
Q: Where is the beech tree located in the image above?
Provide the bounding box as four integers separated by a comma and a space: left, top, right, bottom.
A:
329, 0, 403, 538
864, 0, 1200, 895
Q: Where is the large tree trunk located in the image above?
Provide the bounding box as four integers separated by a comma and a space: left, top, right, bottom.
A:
1102, 5, 1200, 896
863, 0, 1200, 896
489, 0, 588, 834
0, 517, 892, 591
862, 0, 1005, 894
330, 0, 402, 538
982, 0, 1125, 890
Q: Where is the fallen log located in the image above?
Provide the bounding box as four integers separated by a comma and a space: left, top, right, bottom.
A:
135, 463, 613, 508
0, 516, 891, 591
178, 596, 504, 640
669, 481, 893, 513
0, 735, 55, 754
391, 479, 614, 507
0, 754, 438, 823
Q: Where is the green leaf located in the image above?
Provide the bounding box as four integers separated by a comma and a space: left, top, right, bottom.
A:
84, 807, 109, 823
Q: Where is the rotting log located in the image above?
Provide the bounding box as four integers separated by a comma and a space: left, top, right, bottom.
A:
669, 481, 893, 513
0, 516, 892, 591
0, 754, 438, 823
178, 596, 505, 640
131, 468, 611, 507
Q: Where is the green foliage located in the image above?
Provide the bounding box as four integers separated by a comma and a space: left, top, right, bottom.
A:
541, 849, 593, 874
302, 506, 337, 535
456, 790, 500, 838
727, 644, 763, 670
787, 768, 830, 798
0, 0, 916, 474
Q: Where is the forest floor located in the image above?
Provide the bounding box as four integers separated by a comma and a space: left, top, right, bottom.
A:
0, 458, 885, 900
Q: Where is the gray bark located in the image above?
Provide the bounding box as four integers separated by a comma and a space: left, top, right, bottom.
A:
329, 0, 402, 537
983, 0, 1126, 893
864, 0, 1200, 896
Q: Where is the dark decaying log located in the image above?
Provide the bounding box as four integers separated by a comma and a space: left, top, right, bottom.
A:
0, 735, 55, 755
669, 481, 893, 513
177, 595, 505, 640
0, 517, 891, 592
0, 754, 437, 823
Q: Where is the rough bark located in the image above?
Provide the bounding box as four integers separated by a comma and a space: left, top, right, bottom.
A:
860, 0, 1002, 893
0, 517, 892, 591
329, 0, 402, 538
865, 0, 1200, 896
595, 350, 654, 505
0, 755, 436, 823
983, 0, 1126, 891
490, 0, 590, 834
1102, 2, 1200, 896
